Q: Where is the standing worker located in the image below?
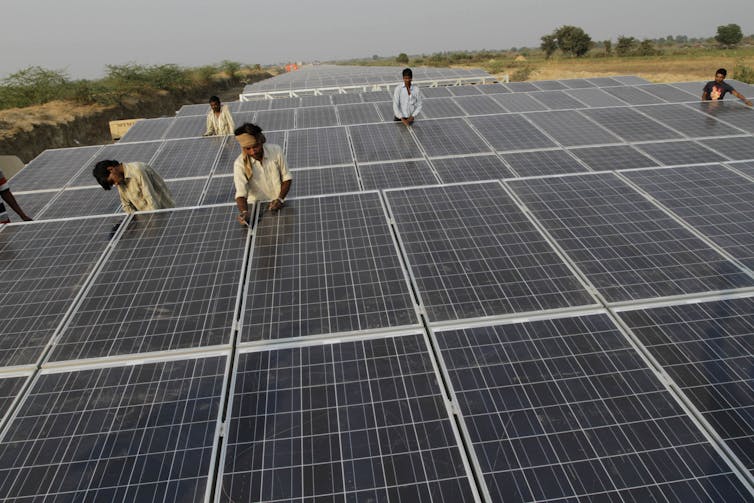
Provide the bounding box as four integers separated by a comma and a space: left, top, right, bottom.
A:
204, 96, 236, 136
392, 68, 423, 125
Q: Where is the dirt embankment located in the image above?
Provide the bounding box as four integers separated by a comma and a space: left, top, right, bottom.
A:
0, 77, 267, 163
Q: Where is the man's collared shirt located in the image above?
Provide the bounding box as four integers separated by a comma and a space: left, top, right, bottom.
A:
117, 162, 175, 213
205, 104, 236, 136
233, 144, 292, 204
392, 83, 423, 119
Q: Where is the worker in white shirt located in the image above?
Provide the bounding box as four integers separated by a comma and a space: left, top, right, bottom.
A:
392, 68, 423, 126
204, 96, 236, 136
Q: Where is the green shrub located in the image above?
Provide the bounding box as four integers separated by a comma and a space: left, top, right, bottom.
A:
733, 63, 754, 84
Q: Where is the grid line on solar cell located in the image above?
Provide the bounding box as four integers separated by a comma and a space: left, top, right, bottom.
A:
437, 314, 754, 503
70, 141, 163, 186
0, 374, 28, 427
296, 106, 338, 129
286, 127, 353, 168
430, 155, 515, 183
242, 193, 418, 342
620, 164, 754, 270
699, 136, 754, 161
357, 160, 438, 190
47, 206, 246, 363
507, 173, 754, 303
412, 118, 492, 157
618, 296, 754, 474
0, 356, 226, 502
501, 149, 590, 177
288, 166, 361, 198
149, 136, 224, 179
336, 103, 382, 125
9, 146, 102, 192
349, 123, 423, 163
385, 183, 594, 322
634, 140, 728, 165
119, 117, 175, 143
220, 335, 477, 502
525, 110, 622, 147
468, 114, 556, 151
0, 216, 123, 369
581, 107, 683, 142
569, 145, 659, 171
636, 104, 743, 138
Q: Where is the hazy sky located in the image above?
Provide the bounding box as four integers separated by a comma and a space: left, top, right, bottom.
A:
3, 0, 753, 79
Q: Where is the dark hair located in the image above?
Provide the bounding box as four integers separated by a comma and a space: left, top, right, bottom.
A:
234, 122, 266, 144
93, 160, 119, 190
402, 68, 412, 78
716, 68, 727, 77
209, 96, 220, 104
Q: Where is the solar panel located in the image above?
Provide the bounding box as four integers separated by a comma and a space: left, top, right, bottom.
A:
602, 85, 665, 105
163, 115, 206, 139
532, 80, 568, 91
385, 183, 595, 322
501, 149, 590, 177
637, 104, 742, 138
6, 191, 55, 222
559, 78, 596, 89
336, 103, 382, 125
507, 173, 754, 303
119, 117, 175, 143
255, 108, 295, 131
241, 193, 418, 342
476, 83, 510, 94
287, 165, 360, 197
357, 160, 438, 190
300, 95, 331, 107
699, 136, 754, 161
360, 90, 391, 102
528, 90, 586, 110
618, 296, 754, 474
525, 110, 622, 147
693, 101, 754, 134
634, 140, 728, 165
176, 102, 210, 117
47, 206, 246, 363
70, 140, 163, 187
413, 118, 491, 157
0, 216, 123, 369
269, 96, 301, 109
447, 85, 482, 96
331, 93, 364, 105
436, 313, 754, 502
613, 75, 651, 85
201, 174, 235, 205
431, 154, 515, 183
286, 127, 352, 168
569, 145, 659, 171
564, 87, 627, 108
149, 136, 224, 179
587, 77, 623, 87
638, 83, 698, 103
671, 81, 706, 95
0, 354, 227, 501
419, 86, 452, 98
491, 93, 548, 112
231, 110, 256, 126
620, 164, 754, 269
36, 186, 121, 219
505, 82, 539, 92
468, 114, 556, 151
581, 107, 683, 142
420, 98, 467, 119
452, 95, 505, 116
219, 334, 477, 502
296, 106, 338, 128
0, 373, 29, 428
165, 177, 208, 207
236, 99, 271, 112
349, 123, 423, 163
9, 145, 102, 192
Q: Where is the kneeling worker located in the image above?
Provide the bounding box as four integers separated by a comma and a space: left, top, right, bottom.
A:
92, 160, 175, 213
233, 123, 292, 226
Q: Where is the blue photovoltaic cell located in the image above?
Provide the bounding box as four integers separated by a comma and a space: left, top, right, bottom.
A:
619, 297, 754, 474
431, 155, 515, 183
564, 88, 627, 108
525, 110, 621, 147
447, 85, 482, 96
9, 146, 102, 192
581, 107, 683, 142
201, 174, 235, 205
501, 149, 589, 177
528, 91, 586, 110
150, 136, 224, 178
452, 95, 506, 116
638, 104, 742, 138
220, 335, 476, 502
634, 141, 728, 165
0, 356, 226, 502
287, 166, 361, 198
413, 118, 491, 157
420, 99, 466, 119
358, 160, 438, 190
569, 145, 658, 171
336, 103, 382, 125
119, 117, 175, 143
349, 123, 423, 163
693, 101, 754, 135
286, 127, 352, 168
491, 93, 548, 113
507, 173, 754, 303
242, 193, 417, 342
296, 106, 338, 128
163, 115, 206, 139
699, 136, 754, 161
469, 114, 556, 151
0, 374, 28, 427
255, 109, 295, 131
386, 183, 594, 322
0, 216, 123, 369
438, 314, 753, 502
6, 192, 54, 222
532, 80, 568, 91
602, 85, 665, 105
301, 95, 333, 107
236, 99, 271, 112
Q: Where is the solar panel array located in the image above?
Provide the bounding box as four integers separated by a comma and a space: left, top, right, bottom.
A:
3, 65, 754, 502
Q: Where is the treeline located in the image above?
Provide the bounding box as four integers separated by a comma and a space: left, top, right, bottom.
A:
0, 61, 273, 111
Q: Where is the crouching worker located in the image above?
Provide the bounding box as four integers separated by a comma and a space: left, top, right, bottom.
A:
233, 123, 292, 226
92, 160, 175, 213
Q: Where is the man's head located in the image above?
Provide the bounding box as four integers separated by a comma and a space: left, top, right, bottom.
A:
209, 96, 221, 113
92, 160, 123, 190
715, 68, 727, 83
402, 67, 412, 88
235, 123, 266, 161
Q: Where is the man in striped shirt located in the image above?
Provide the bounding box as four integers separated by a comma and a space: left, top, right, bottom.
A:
0, 170, 33, 223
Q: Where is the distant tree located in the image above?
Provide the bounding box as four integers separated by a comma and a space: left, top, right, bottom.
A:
675, 35, 688, 44
0, 66, 70, 107
220, 60, 242, 80
396, 53, 409, 64
553, 25, 592, 57
636, 39, 660, 56
540, 34, 557, 59
603, 40, 612, 56
716, 24, 743, 48
616, 36, 637, 56
372, 54, 379, 60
